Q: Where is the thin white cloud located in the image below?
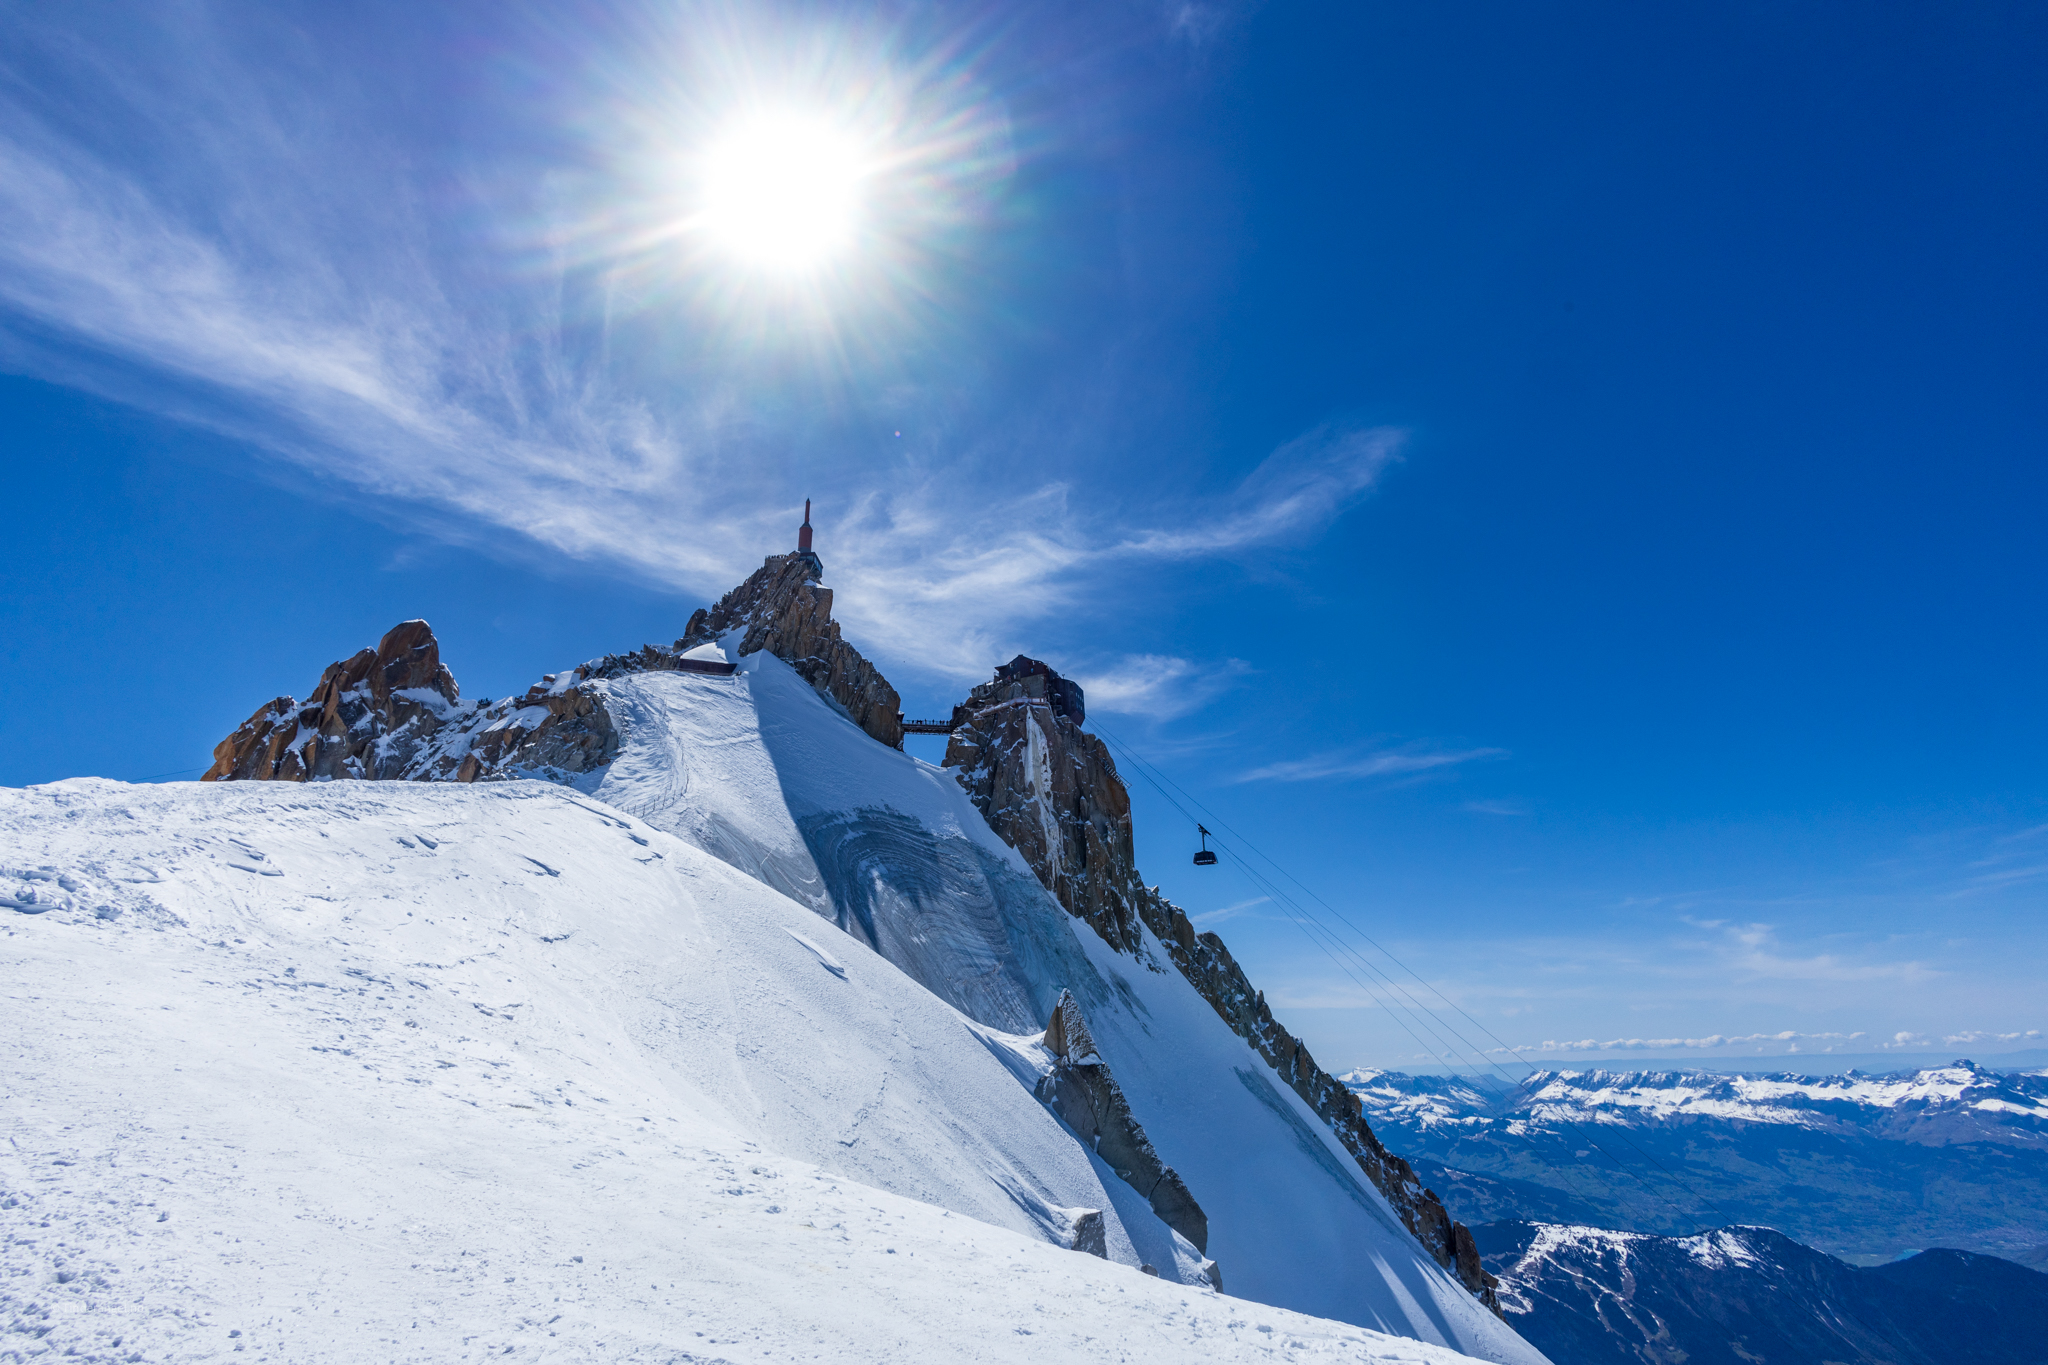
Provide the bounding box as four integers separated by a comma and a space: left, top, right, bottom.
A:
1236, 743, 1506, 785
1189, 896, 1268, 928
1706, 921, 1935, 985
1114, 425, 1403, 558
1463, 799, 1527, 816
1072, 655, 1253, 719
0, 11, 1404, 704
1942, 1029, 2042, 1046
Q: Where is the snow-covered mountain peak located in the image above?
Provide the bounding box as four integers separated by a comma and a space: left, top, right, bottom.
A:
25, 559, 1556, 1362
1, 776, 1525, 1363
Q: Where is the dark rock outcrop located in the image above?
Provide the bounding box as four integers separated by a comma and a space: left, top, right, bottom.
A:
943, 685, 1146, 955
206, 554, 907, 789
678, 553, 902, 749
1063, 1207, 1108, 1258
947, 671, 1500, 1313
204, 621, 466, 782
201, 620, 626, 787
1036, 991, 1209, 1257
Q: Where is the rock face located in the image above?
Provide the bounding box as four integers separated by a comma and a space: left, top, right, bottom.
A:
943, 682, 1145, 955
1060, 1207, 1108, 1258
203, 621, 468, 782
200, 619, 628, 787
1036, 990, 1209, 1257
946, 668, 1500, 1314
205, 555, 906, 789
678, 553, 902, 750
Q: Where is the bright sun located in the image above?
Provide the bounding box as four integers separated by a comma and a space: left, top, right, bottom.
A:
701, 112, 869, 272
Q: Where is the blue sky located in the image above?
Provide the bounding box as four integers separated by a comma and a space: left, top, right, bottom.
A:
3, 0, 2044, 1072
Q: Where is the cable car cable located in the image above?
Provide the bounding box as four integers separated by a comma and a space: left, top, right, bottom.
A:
1173, 791, 1677, 1224
1095, 724, 1729, 1231
1091, 721, 1732, 1232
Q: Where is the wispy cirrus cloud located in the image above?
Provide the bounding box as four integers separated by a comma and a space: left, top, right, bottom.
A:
1113, 426, 1404, 558
1189, 896, 1269, 928
1952, 821, 2048, 897
1690, 920, 1937, 985
1462, 799, 1527, 816
1071, 654, 1254, 719
0, 4, 1402, 698
1236, 742, 1506, 785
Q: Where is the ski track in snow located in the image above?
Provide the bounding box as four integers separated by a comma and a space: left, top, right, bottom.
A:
0, 778, 1492, 1365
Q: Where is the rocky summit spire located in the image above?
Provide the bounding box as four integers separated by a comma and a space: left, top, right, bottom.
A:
794, 498, 824, 580
202, 521, 904, 786
676, 548, 897, 746
203, 620, 465, 782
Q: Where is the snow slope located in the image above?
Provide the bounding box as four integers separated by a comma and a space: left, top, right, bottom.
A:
1, 777, 1495, 1365
538, 648, 1544, 1364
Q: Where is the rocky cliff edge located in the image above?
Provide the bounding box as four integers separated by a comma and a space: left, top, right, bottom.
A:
203, 554, 902, 788
947, 680, 1502, 1314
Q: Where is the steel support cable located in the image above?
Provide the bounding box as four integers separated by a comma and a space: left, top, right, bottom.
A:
1095, 723, 1546, 1074
1097, 720, 1568, 1077
1220, 849, 1499, 1085
1103, 740, 1678, 1227
1093, 724, 1526, 1080
1098, 726, 1728, 1117
1150, 778, 1667, 1226
1222, 851, 1515, 1086
1091, 722, 1729, 1233
1218, 869, 1633, 1221
1094, 725, 1727, 1231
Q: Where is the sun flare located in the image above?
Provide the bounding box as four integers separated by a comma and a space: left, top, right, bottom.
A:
700, 112, 869, 272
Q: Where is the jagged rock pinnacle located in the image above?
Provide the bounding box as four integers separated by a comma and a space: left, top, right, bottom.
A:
203, 547, 905, 786
1037, 990, 1210, 1258
678, 552, 899, 748
204, 620, 462, 782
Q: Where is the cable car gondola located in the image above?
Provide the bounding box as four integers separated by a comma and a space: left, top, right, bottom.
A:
1192, 824, 1217, 866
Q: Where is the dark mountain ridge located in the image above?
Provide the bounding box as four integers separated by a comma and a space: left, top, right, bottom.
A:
1476, 1220, 2048, 1365
1347, 1062, 2048, 1263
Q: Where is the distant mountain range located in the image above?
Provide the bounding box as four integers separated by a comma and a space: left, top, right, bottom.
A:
1413, 1048, 2048, 1078
1474, 1220, 2048, 1365
1343, 1062, 2048, 1264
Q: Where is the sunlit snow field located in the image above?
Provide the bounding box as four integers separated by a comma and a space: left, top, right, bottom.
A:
0, 778, 1502, 1364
